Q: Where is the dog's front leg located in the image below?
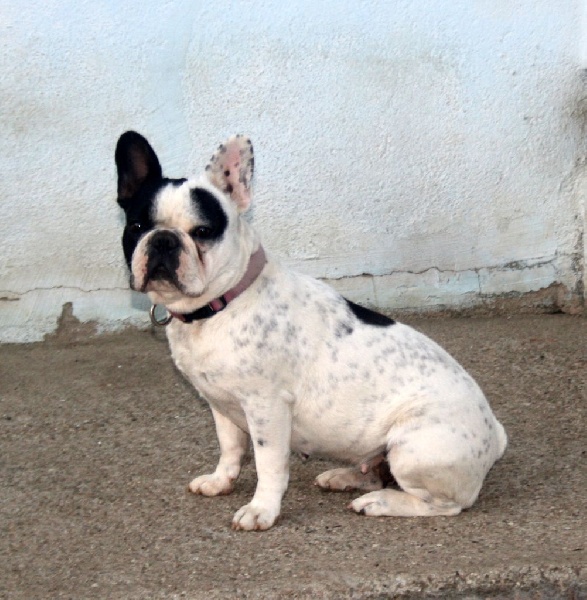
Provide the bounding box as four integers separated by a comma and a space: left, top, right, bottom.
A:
189, 406, 248, 496
231, 394, 292, 531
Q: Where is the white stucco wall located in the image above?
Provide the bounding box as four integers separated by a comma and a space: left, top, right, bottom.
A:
0, 0, 585, 342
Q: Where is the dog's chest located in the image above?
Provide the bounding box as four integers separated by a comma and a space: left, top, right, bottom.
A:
165, 317, 261, 428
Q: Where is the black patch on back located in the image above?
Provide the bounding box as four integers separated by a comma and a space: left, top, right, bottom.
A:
190, 188, 228, 241
345, 299, 395, 327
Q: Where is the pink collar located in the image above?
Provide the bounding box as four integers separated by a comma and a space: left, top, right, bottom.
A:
168, 245, 267, 324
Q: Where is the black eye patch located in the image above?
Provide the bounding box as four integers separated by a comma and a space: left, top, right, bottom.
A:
124, 200, 154, 236
120, 183, 159, 267
190, 225, 215, 241
190, 188, 228, 242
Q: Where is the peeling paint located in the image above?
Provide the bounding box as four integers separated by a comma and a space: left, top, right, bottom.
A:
328, 259, 583, 317
0, 288, 150, 344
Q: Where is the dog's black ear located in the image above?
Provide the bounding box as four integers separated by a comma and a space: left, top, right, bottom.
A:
115, 131, 162, 207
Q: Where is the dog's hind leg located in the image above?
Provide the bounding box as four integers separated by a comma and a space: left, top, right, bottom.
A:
348, 459, 468, 516
348, 434, 483, 517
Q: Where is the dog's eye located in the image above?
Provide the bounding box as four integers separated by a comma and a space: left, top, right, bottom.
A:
128, 222, 143, 235
191, 226, 214, 240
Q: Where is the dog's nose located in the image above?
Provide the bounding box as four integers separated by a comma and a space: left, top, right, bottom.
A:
145, 230, 181, 286
150, 230, 180, 254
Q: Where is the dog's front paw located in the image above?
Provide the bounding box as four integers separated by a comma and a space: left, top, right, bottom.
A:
188, 473, 234, 496
231, 502, 279, 531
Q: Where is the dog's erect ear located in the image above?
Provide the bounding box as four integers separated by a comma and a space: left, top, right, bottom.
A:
205, 135, 254, 212
115, 131, 162, 207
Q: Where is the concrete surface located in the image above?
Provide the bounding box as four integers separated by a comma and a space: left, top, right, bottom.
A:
1, 315, 585, 599
2, 1, 586, 343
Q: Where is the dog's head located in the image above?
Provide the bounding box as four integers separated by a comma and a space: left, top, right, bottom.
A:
115, 132, 256, 313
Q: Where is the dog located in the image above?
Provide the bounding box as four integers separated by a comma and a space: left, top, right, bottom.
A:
114, 131, 507, 531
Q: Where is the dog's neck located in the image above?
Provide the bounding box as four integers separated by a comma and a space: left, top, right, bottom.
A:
168, 245, 267, 323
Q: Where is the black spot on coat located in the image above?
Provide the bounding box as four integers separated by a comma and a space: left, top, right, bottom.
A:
335, 321, 354, 337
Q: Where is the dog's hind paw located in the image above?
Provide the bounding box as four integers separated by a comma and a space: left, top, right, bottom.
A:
315, 467, 383, 492
348, 489, 462, 517
188, 473, 234, 496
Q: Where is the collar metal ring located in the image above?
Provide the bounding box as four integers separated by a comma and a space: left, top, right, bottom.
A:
149, 304, 173, 327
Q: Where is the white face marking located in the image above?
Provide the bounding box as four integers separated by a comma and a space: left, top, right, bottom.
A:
127, 176, 256, 314
127, 182, 206, 301
154, 183, 196, 231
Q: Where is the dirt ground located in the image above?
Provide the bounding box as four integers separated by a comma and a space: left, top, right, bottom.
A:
1, 315, 586, 599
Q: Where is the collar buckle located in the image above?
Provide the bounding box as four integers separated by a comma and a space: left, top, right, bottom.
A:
149, 304, 173, 327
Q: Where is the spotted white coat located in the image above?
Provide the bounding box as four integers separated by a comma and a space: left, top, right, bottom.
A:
115, 132, 507, 531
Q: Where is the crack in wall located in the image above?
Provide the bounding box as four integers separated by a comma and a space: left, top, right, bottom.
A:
323, 255, 561, 282
0, 285, 131, 299
0, 253, 578, 299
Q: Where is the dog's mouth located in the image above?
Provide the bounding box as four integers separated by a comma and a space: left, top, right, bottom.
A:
144, 259, 180, 289
135, 256, 204, 300
130, 229, 207, 300
139, 265, 195, 299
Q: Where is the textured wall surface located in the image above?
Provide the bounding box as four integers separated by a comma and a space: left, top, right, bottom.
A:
0, 0, 585, 342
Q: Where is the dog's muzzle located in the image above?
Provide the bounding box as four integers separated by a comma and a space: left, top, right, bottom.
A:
145, 230, 182, 286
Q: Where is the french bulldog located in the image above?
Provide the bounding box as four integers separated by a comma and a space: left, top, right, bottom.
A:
114, 131, 507, 531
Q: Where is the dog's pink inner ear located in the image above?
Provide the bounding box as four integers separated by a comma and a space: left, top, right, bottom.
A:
206, 136, 253, 212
